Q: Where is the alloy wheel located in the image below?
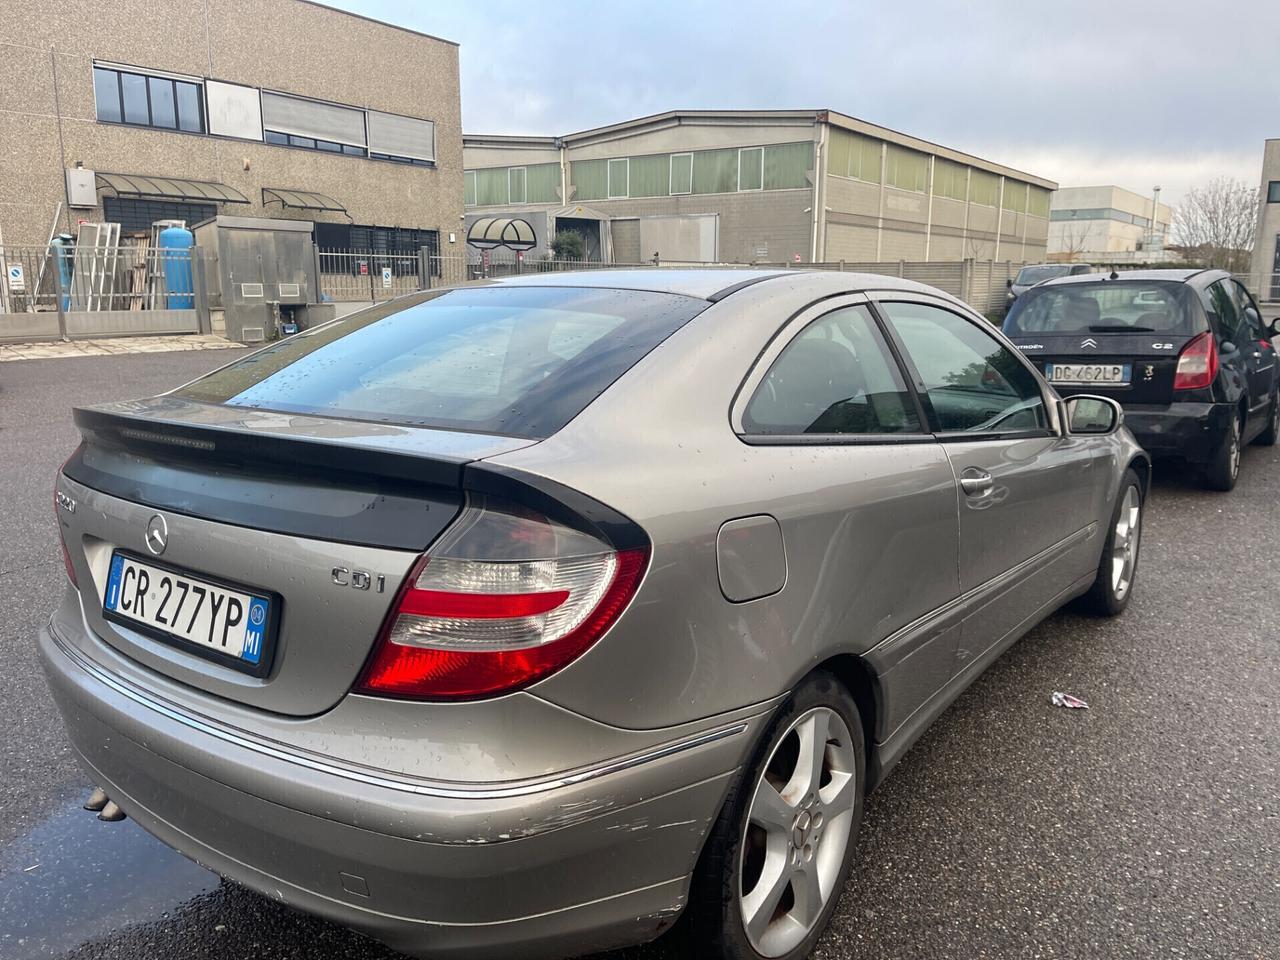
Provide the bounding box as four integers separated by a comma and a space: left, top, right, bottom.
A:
739, 707, 857, 957
1110, 486, 1141, 600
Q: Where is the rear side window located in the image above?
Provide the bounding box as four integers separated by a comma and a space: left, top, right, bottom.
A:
881, 301, 1048, 434
742, 305, 921, 436
175, 287, 706, 438
1005, 281, 1204, 336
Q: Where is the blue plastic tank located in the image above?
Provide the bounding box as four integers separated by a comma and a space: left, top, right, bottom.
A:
51, 234, 74, 311
159, 226, 194, 309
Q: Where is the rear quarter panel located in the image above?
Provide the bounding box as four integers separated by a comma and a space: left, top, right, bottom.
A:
485, 275, 962, 730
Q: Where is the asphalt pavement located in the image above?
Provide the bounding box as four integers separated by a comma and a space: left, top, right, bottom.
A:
0, 349, 1276, 959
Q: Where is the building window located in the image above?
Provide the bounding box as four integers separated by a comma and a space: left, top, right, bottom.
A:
1268, 181, 1280, 203
369, 152, 432, 166
738, 147, 764, 192
314, 223, 440, 275
670, 153, 693, 195
103, 197, 217, 233
607, 158, 629, 198
94, 65, 205, 133
464, 170, 477, 206
885, 145, 928, 193
508, 167, 527, 204
264, 129, 367, 156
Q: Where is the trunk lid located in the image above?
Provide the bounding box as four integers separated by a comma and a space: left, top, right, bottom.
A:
57, 397, 536, 716
1011, 332, 1198, 405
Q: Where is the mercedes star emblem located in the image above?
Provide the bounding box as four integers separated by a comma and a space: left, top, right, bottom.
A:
145, 514, 169, 556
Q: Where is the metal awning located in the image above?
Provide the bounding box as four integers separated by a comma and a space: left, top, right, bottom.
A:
95, 172, 250, 204
262, 187, 347, 213
466, 216, 536, 251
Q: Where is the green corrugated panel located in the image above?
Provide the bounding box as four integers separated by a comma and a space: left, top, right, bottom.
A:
464, 170, 477, 206
526, 163, 560, 203
886, 145, 927, 193
763, 142, 812, 190
933, 158, 967, 201
670, 153, 693, 194
739, 147, 764, 191
628, 154, 670, 197
607, 158, 629, 197
1027, 186, 1050, 218
970, 169, 999, 207
571, 159, 607, 201
1002, 180, 1028, 213
508, 167, 527, 203
693, 148, 738, 194
830, 129, 882, 183
828, 129, 853, 178
475, 168, 508, 206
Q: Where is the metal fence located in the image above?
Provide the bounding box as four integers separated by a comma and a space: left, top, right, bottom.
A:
1, 242, 208, 342
0, 243, 202, 314
316, 248, 424, 302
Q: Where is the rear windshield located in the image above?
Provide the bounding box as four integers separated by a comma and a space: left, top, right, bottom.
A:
1014, 265, 1071, 285
175, 286, 706, 438
1004, 281, 1204, 337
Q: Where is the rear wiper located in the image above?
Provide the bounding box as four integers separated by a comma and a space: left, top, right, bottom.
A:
1088, 324, 1154, 333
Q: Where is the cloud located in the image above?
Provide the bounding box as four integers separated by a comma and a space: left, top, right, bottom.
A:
330, 0, 1280, 203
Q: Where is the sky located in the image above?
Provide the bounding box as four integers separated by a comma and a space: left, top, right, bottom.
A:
328, 0, 1280, 204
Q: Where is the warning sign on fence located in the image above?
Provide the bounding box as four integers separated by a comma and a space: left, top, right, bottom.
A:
6, 263, 24, 293
381, 266, 392, 288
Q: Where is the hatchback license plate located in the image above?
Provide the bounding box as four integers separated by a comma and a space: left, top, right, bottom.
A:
103, 553, 271, 668
1047, 362, 1131, 386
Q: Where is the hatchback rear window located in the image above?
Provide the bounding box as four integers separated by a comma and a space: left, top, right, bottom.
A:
1004, 281, 1204, 337
1014, 265, 1071, 285
175, 286, 706, 438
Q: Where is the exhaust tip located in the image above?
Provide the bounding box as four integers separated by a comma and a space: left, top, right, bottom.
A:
97, 800, 127, 822
83, 787, 109, 812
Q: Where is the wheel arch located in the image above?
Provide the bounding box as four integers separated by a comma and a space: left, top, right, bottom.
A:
809, 654, 883, 793
1127, 452, 1152, 500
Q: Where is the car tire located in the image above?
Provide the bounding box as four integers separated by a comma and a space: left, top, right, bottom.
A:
1203, 413, 1242, 491
1254, 391, 1280, 447
1080, 468, 1143, 617
683, 672, 865, 960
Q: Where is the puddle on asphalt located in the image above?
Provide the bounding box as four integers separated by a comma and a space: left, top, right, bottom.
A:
0, 793, 218, 958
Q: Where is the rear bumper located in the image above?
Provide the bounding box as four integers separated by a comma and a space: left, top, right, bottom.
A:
38, 618, 762, 959
1122, 401, 1234, 463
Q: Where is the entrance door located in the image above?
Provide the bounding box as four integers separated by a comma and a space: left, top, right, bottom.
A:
553, 217, 603, 261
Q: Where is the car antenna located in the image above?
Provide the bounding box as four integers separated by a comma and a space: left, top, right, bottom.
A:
1108, 270, 1119, 280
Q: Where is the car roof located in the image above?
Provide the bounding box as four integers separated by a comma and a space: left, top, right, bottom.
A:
1035, 268, 1230, 291
486, 268, 949, 302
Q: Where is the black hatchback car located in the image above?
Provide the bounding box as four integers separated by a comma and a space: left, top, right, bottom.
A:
1004, 269, 1280, 491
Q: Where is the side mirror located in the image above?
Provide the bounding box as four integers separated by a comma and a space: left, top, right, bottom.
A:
1065, 395, 1123, 436
1006, 278, 1014, 289
1268, 318, 1280, 338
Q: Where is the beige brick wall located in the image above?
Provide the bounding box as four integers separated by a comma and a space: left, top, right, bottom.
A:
0, 0, 461, 245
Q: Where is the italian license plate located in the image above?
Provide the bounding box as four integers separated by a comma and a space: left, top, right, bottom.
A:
1046, 362, 1131, 386
103, 553, 272, 670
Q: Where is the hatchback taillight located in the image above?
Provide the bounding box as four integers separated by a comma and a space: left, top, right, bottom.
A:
1174, 331, 1218, 391
356, 496, 648, 700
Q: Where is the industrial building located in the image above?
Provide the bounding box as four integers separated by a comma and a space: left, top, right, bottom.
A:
1047, 185, 1173, 263
462, 110, 1056, 266
0, 0, 462, 258
1250, 139, 1280, 304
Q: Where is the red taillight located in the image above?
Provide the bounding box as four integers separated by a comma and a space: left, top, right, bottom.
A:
1173, 332, 1218, 391
356, 497, 649, 701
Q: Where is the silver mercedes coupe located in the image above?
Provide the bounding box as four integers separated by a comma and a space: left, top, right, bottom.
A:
42, 270, 1148, 960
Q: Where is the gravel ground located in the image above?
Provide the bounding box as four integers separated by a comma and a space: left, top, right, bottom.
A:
0, 349, 1276, 959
